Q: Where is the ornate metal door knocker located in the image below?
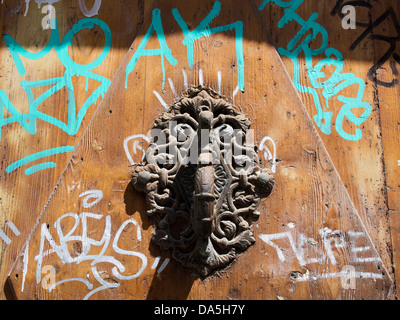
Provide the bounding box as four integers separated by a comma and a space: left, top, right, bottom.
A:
132, 86, 274, 277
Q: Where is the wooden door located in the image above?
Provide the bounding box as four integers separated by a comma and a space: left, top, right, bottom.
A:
1, 0, 398, 300
0, 0, 148, 300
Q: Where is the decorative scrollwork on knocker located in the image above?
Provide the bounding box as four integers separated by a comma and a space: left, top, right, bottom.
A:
132, 85, 274, 277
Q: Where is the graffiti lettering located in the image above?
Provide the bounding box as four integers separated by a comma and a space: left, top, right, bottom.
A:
78, 0, 102, 17
41, 4, 56, 29
123, 134, 150, 165
125, 8, 177, 90
33, 189, 169, 300
259, 228, 383, 287
1, 18, 111, 175
21, 0, 102, 18
258, 0, 372, 141
0, 221, 20, 246
126, 1, 245, 92
172, 1, 244, 91
260, 228, 381, 266
331, 1, 400, 88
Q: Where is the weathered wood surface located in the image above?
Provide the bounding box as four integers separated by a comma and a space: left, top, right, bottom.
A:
0, 0, 146, 299
255, 0, 400, 298
5, 0, 394, 300
367, 0, 400, 300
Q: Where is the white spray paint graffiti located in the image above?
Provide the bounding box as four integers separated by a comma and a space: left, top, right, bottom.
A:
259, 228, 383, 288
259, 136, 277, 173
151, 69, 245, 106
0, 221, 20, 245
123, 134, 150, 166
77, 0, 102, 17
25, 189, 169, 300
22, 0, 102, 17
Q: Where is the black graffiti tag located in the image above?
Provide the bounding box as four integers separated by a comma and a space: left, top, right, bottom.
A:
331, 1, 400, 88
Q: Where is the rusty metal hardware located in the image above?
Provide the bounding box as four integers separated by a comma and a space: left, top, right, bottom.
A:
132, 86, 274, 277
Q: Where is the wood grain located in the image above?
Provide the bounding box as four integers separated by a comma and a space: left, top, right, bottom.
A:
0, 0, 147, 300
367, 0, 400, 298
6, 0, 392, 299
254, 0, 399, 296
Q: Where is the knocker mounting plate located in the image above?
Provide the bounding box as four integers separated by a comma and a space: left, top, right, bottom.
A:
132, 86, 274, 277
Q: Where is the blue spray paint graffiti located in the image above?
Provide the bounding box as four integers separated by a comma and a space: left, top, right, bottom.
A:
1, 18, 112, 174
172, 1, 244, 91
125, 9, 177, 90
125, 1, 245, 92
6, 146, 74, 175
258, 0, 371, 141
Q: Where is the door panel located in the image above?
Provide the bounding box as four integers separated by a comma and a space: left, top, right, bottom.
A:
6, 0, 392, 300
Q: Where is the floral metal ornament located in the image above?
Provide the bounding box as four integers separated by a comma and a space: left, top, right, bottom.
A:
132, 86, 274, 277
